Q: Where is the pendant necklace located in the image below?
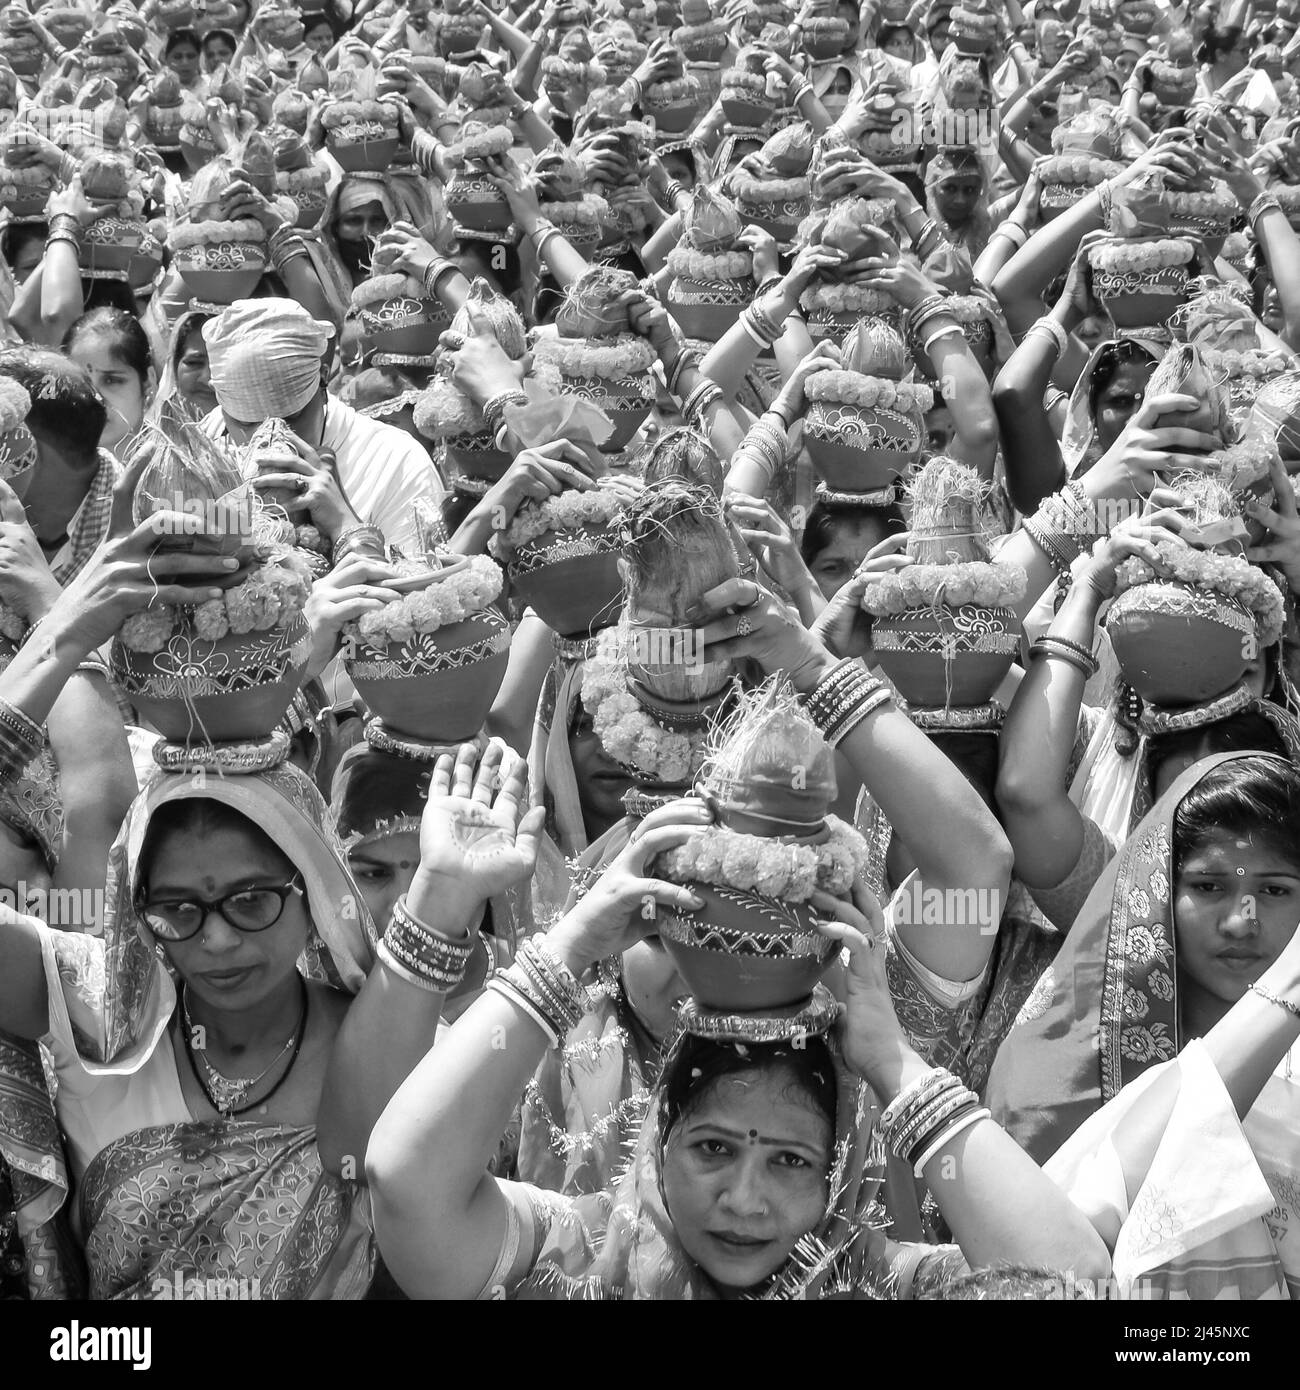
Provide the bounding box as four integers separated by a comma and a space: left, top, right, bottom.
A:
181, 977, 309, 1118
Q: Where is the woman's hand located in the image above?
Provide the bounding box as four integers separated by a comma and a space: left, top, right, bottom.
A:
737, 224, 780, 286
625, 292, 679, 360
782, 240, 848, 294
480, 441, 596, 529
372, 219, 438, 281
814, 883, 912, 1091
483, 153, 543, 228
1012, 158, 1047, 232
810, 533, 909, 661
383, 60, 442, 117
1086, 393, 1223, 499
693, 575, 833, 692
763, 51, 798, 86
0, 482, 61, 625
252, 431, 361, 541
726, 494, 816, 600
448, 304, 526, 404
853, 254, 935, 310
777, 337, 841, 411
4, 124, 65, 172
1055, 227, 1108, 327
1083, 498, 1190, 599
45, 175, 102, 230
305, 554, 398, 678
1247, 453, 1300, 590
631, 36, 679, 90
546, 798, 712, 972
1116, 131, 1200, 191
221, 178, 287, 235
406, 741, 546, 922
1201, 123, 1266, 208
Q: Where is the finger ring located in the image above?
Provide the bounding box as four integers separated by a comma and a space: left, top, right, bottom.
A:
736, 615, 753, 637
738, 579, 761, 610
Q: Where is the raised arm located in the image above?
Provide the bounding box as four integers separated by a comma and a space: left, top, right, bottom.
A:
317, 741, 542, 1179
365, 805, 708, 1299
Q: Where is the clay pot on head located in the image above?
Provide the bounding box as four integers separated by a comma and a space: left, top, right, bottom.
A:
346, 607, 510, 742
175, 241, 268, 305
665, 274, 755, 342
658, 880, 835, 1011
870, 605, 1020, 708
111, 610, 313, 744
803, 399, 922, 493
1106, 580, 1254, 707
445, 432, 514, 486
507, 523, 623, 638
326, 132, 401, 174
558, 374, 655, 451
444, 167, 513, 232
1090, 260, 1191, 330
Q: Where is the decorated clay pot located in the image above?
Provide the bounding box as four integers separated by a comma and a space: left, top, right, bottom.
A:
445, 431, 514, 485
1119, 0, 1161, 33
174, 241, 268, 305
676, 22, 729, 61
1106, 580, 1253, 706
111, 611, 313, 743
80, 217, 147, 279
346, 608, 510, 742
643, 86, 701, 135
1, 176, 53, 222
438, 13, 484, 53
1150, 64, 1196, 105
507, 523, 623, 638
356, 294, 448, 361
558, 373, 655, 451
445, 169, 513, 232
659, 880, 835, 1011
735, 195, 809, 243
326, 131, 400, 174
803, 400, 922, 493
871, 605, 1020, 708
800, 16, 850, 57
666, 274, 755, 342
1090, 261, 1190, 330
720, 88, 776, 129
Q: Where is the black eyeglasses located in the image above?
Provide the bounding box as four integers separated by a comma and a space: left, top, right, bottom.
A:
137, 877, 305, 942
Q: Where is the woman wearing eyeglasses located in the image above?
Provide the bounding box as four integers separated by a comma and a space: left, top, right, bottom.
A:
0, 462, 379, 1298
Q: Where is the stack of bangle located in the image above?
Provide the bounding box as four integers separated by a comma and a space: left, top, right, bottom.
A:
913, 217, 943, 260
666, 346, 701, 396
923, 322, 964, 353
756, 273, 784, 296
804, 658, 893, 747
1025, 313, 1068, 358
732, 412, 789, 486
0, 698, 44, 785
907, 293, 954, 340
483, 389, 528, 440
663, 179, 688, 207
378, 894, 475, 993
740, 301, 785, 348
57, 153, 78, 185
788, 75, 811, 103
681, 378, 725, 425
1029, 633, 1100, 678
989, 219, 1028, 251
486, 936, 589, 1047
879, 1067, 989, 1179
45, 213, 81, 253
332, 523, 388, 565
1248, 191, 1282, 229
528, 216, 561, 260
1021, 481, 1101, 579
1097, 179, 1114, 228
268, 224, 310, 274
423, 257, 459, 299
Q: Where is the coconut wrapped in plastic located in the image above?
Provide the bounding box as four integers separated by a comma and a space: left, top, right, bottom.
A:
79, 19, 139, 95
110, 418, 316, 758
803, 316, 931, 497
861, 456, 1025, 713
43, 5, 92, 50
413, 279, 527, 485
1172, 286, 1292, 418
0, 126, 56, 221
665, 184, 756, 342
1106, 472, 1285, 709
535, 267, 656, 449
650, 677, 869, 1017
168, 157, 269, 305
1143, 342, 1235, 446
144, 69, 187, 150
0, 8, 45, 76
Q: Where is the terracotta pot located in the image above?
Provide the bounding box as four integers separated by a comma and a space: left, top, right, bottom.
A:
445, 169, 513, 232
666, 273, 755, 342
4, 187, 51, 221
625, 618, 734, 707
175, 241, 268, 305
1119, 1, 1161, 33
438, 15, 483, 53
803, 399, 922, 492
1106, 580, 1253, 706
346, 608, 510, 742
508, 523, 623, 638
80, 217, 146, 279
805, 305, 902, 347
678, 29, 729, 61
558, 373, 655, 450
687, 60, 724, 99
326, 132, 400, 174
659, 880, 835, 1011
643, 92, 700, 135
801, 20, 850, 56
720, 91, 776, 128
285, 183, 329, 230
111, 610, 313, 743
735, 195, 809, 243
357, 295, 447, 360
1151, 71, 1196, 105
1040, 183, 1092, 220
545, 212, 601, 253
446, 431, 514, 483
1090, 261, 1190, 330
871, 605, 1020, 708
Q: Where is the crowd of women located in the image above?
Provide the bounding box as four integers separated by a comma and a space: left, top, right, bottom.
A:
0, 0, 1297, 1305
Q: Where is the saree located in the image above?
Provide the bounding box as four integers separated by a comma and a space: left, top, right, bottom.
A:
987, 753, 1300, 1297
13, 759, 378, 1300
493, 1028, 965, 1299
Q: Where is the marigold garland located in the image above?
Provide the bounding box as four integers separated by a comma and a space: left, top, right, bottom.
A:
804, 370, 935, 412
347, 555, 504, 649
860, 560, 1027, 616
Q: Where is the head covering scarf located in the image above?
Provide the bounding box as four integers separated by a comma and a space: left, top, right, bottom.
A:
203, 298, 335, 423
512, 1027, 910, 1299
149, 307, 215, 428
1061, 336, 1163, 473
986, 752, 1281, 1163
